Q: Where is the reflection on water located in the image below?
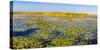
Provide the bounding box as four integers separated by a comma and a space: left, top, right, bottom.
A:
13, 28, 40, 36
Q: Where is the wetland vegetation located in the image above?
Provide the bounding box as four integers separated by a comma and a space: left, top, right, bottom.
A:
10, 12, 97, 49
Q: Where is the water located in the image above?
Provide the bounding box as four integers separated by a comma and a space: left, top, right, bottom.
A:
13, 15, 97, 37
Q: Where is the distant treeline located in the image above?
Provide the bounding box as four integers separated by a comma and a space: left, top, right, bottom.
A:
12, 12, 97, 18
